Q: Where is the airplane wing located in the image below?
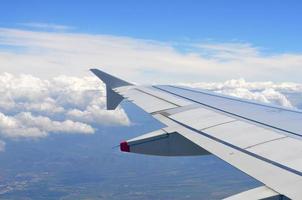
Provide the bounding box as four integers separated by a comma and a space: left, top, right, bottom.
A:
91, 68, 302, 199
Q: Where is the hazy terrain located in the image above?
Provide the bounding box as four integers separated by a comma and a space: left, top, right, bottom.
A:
0, 102, 260, 200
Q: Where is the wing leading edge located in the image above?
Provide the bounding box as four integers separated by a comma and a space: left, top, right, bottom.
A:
91, 68, 302, 199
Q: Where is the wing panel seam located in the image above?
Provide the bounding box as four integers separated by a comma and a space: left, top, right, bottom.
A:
244, 136, 288, 150
200, 119, 238, 131
135, 88, 180, 107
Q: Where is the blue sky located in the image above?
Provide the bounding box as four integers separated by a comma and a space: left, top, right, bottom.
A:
1, 0, 302, 53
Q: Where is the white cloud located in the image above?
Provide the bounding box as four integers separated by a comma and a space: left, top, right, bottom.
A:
0, 111, 94, 139
0, 112, 46, 138
16, 112, 94, 135
23, 97, 65, 114
67, 107, 130, 126
0, 112, 18, 129
19, 22, 73, 31
0, 27, 302, 83
260, 88, 293, 108
195, 43, 260, 60
0, 73, 130, 140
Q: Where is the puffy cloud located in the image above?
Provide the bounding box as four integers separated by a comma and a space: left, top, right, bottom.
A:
0, 73, 130, 140
23, 97, 65, 114
0, 112, 18, 129
218, 88, 293, 108
16, 112, 94, 135
0, 109, 94, 139
0, 112, 46, 138
67, 107, 130, 126
260, 89, 293, 108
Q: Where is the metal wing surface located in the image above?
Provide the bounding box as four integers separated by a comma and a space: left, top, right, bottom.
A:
91, 68, 302, 199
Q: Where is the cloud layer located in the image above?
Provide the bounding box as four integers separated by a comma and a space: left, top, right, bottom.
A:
0, 73, 299, 136
0, 27, 302, 83
0, 73, 130, 141
0, 72, 301, 152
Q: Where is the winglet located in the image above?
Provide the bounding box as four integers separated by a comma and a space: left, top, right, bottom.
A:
90, 68, 133, 110
90, 68, 132, 89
